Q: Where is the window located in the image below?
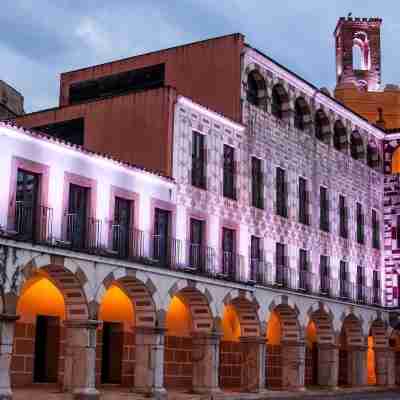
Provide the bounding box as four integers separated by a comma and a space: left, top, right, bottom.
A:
15, 169, 39, 240
298, 177, 309, 225
294, 97, 310, 131
271, 84, 288, 120
222, 228, 236, 279
154, 208, 171, 265
350, 131, 364, 160
397, 215, 400, 249
276, 167, 287, 218
192, 131, 206, 189
372, 209, 380, 249
189, 218, 204, 270
339, 261, 349, 298
320, 255, 330, 294
333, 120, 347, 152
339, 195, 348, 239
67, 184, 88, 249
356, 265, 365, 302
247, 71, 266, 107
275, 242, 287, 286
356, 203, 364, 244
223, 145, 235, 200
251, 157, 263, 209
299, 249, 309, 291
112, 197, 132, 258
315, 110, 331, 143
373, 270, 380, 304
250, 236, 262, 282
320, 187, 329, 232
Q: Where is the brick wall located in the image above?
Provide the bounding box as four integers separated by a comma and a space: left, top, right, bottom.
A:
219, 341, 242, 389
164, 336, 193, 390
266, 345, 282, 389
121, 331, 135, 386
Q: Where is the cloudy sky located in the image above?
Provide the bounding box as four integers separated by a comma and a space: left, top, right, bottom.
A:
2, 0, 399, 112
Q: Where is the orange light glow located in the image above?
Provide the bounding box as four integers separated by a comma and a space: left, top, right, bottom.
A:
306, 321, 318, 348
166, 296, 191, 337
99, 285, 134, 325
17, 277, 65, 321
267, 311, 281, 345
221, 305, 241, 342
392, 147, 400, 173
367, 336, 376, 385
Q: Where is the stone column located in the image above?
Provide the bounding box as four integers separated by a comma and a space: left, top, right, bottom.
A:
240, 336, 266, 393
0, 314, 19, 400
347, 346, 367, 386
192, 332, 221, 395
134, 326, 167, 400
63, 320, 100, 400
317, 343, 339, 387
387, 348, 396, 386
281, 341, 305, 390
375, 348, 389, 386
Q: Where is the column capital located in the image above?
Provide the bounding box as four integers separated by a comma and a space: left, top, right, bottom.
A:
133, 326, 166, 336
64, 319, 100, 329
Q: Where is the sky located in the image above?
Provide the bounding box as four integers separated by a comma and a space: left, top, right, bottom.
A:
2, 0, 400, 113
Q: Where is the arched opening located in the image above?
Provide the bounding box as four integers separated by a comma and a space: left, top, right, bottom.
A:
266, 304, 302, 390
369, 319, 390, 386
367, 140, 380, 169
353, 44, 364, 70
271, 84, 289, 120
305, 322, 318, 387
315, 109, 331, 144
164, 287, 213, 392
98, 284, 135, 385
390, 330, 400, 385
392, 146, 400, 173
220, 297, 261, 392
338, 314, 365, 387
350, 131, 365, 161
247, 70, 266, 107
294, 97, 311, 131
333, 120, 348, 152
14, 275, 65, 386
353, 32, 370, 71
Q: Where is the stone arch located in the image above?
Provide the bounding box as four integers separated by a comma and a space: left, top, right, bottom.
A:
19, 257, 89, 320
350, 130, 365, 161
340, 313, 364, 347
270, 303, 301, 343
306, 303, 335, 345
246, 69, 267, 107
294, 97, 311, 131
367, 139, 380, 169
369, 318, 389, 349
97, 268, 158, 328
315, 109, 331, 144
226, 294, 261, 337
271, 83, 289, 119
333, 120, 348, 152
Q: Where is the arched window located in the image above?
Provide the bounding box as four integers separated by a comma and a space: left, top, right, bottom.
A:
246, 71, 266, 107
315, 109, 331, 143
294, 97, 311, 131
353, 31, 370, 71
350, 130, 365, 160
271, 84, 289, 120
367, 140, 380, 169
392, 146, 400, 173
333, 120, 348, 152
353, 44, 364, 70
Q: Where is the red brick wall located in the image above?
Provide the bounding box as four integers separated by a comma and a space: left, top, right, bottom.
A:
164, 336, 193, 389
219, 341, 242, 389
11, 322, 64, 388
266, 345, 282, 389
95, 327, 135, 387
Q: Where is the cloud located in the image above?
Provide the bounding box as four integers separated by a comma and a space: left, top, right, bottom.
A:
1, 0, 398, 112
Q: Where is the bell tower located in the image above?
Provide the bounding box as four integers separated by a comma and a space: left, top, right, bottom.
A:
335, 17, 382, 91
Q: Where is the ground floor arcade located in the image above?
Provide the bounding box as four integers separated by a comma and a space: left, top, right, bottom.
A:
0, 245, 396, 399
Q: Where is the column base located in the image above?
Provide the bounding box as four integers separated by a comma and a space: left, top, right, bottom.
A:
73, 388, 100, 400
132, 387, 167, 400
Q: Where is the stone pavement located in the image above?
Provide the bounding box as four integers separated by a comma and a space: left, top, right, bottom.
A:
11, 387, 400, 400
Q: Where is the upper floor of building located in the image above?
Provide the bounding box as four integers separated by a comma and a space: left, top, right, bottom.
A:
0, 80, 24, 120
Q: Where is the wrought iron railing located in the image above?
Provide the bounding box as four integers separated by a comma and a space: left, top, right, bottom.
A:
319, 276, 338, 298
339, 280, 355, 301
275, 266, 297, 290
299, 270, 317, 294
185, 242, 216, 277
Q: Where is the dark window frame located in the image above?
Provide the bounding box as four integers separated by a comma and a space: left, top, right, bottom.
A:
223, 144, 236, 200
320, 186, 330, 232
276, 167, 288, 218
251, 157, 263, 209
192, 131, 206, 189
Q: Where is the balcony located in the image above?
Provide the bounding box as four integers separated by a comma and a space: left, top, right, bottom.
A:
185, 242, 216, 277
275, 266, 297, 290
220, 251, 246, 282
339, 280, 355, 301
298, 270, 317, 294
3, 202, 53, 244
249, 254, 274, 286
319, 276, 338, 298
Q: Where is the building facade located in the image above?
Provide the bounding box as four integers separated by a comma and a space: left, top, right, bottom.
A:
2, 16, 400, 400
0, 80, 24, 121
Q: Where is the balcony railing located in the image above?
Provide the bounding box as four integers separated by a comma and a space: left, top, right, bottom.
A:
275, 266, 297, 290
11, 202, 53, 243
0, 211, 387, 307
299, 270, 317, 294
